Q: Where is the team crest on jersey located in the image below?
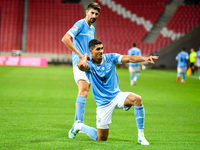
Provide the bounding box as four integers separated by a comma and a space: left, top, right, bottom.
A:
102, 67, 105, 70
72, 26, 78, 31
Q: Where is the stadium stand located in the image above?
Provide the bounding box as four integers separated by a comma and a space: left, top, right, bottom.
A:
1, 0, 199, 57
96, 0, 200, 55
26, 0, 82, 54
96, 4, 147, 54
0, 0, 24, 52
160, 4, 200, 41
95, 0, 170, 55
113, 0, 168, 24
167, 5, 200, 33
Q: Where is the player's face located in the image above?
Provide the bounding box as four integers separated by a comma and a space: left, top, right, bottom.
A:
91, 44, 104, 63
86, 8, 100, 24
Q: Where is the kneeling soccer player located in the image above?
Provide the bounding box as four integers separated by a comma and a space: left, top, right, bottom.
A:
68, 39, 158, 145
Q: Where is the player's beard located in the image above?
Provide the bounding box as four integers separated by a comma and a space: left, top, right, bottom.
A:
98, 54, 103, 62
89, 18, 96, 23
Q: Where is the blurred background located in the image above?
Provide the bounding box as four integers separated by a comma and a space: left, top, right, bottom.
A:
0, 0, 200, 68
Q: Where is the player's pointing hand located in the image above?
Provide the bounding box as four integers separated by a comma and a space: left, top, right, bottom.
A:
146, 56, 159, 64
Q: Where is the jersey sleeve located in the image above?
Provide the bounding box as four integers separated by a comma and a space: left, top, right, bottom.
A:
85, 60, 92, 73
176, 53, 179, 59
197, 52, 200, 57
67, 20, 83, 38
110, 53, 123, 64
186, 53, 189, 59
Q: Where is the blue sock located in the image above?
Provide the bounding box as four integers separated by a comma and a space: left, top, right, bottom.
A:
134, 105, 145, 129
198, 69, 200, 76
81, 124, 97, 140
182, 73, 186, 80
130, 74, 134, 81
74, 96, 86, 123
135, 72, 140, 79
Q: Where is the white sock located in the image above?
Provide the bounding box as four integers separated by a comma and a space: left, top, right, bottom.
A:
138, 129, 144, 137
77, 122, 84, 130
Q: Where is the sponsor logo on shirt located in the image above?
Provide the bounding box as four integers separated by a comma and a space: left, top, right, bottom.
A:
72, 26, 78, 31
98, 117, 101, 123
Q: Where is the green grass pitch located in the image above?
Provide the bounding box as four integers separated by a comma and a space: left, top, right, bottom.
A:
0, 65, 200, 150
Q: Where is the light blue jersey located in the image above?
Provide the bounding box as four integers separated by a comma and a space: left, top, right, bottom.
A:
128, 47, 141, 67
176, 51, 189, 67
196, 50, 200, 65
86, 53, 122, 107
67, 19, 95, 66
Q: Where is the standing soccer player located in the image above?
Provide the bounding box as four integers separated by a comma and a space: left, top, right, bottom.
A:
128, 43, 143, 85
189, 48, 196, 76
196, 47, 200, 80
176, 47, 189, 83
61, 3, 101, 126
68, 39, 158, 145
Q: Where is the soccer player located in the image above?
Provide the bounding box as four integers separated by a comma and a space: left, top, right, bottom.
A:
176, 47, 189, 83
61, 3, 101, 125
127, 43, 143, 86
189, 48, 196, 76
196, 47, 200, 80
68, 39, 158, 145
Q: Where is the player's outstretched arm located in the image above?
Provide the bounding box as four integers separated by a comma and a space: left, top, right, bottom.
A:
77, 54, 89, 71
121, 55, 159, 64
61, 33, 83, 58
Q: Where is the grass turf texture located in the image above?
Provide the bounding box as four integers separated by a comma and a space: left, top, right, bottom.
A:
0, 66, 200, 150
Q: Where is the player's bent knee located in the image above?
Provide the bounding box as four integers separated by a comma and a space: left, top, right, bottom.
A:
135, 96, 142, 106
138, 96, 142, 102
97, 128, 109, 141
97, 135, 108, 141
78, 90, 88, 97
139, 96, 142, 104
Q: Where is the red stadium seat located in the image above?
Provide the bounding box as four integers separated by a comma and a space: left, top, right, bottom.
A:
1, 0, 24, 52
26, 1, 83, 54
166, 5, 200, 34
